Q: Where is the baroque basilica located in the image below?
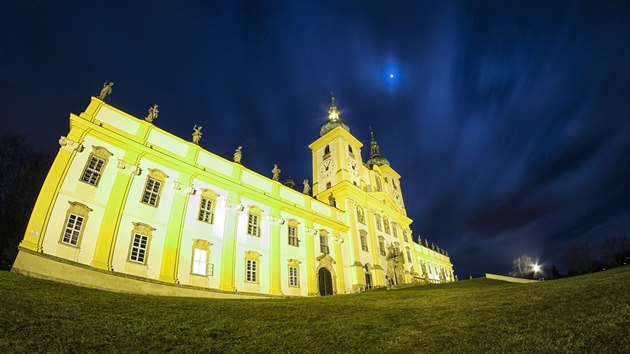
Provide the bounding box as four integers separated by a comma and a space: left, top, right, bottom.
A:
14, 86, 454, 297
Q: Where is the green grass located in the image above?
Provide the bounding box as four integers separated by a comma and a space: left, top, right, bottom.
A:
1, 267, 629, 353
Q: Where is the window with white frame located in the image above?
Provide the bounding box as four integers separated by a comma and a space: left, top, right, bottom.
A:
360, 230, 369, 252
245, 259, 257, 282
392, 223, 398, 238
198, 197, 214, 223
130, 234, 148, 263
142, 177, 161, 206
192, 248, 208, 275
287, 259, 301, 288
375, 214, 382, 231
198, 189, 218, 224
406, 247, 412, 262
289, 266, 299, 287
81, 155, 106, 186
403, 230, 409, 243
141, 169, 168, 207
191, 239, 212, 276
80, 146, 112, 187
383, 216, 390, 234
247, 213, 260, 236
319, 232, 329, 254
128, 222, 154, 264
62, 214, 83, 246
59, 202, 92, 247
244, 251, 261, 283
356, 206, 366, 224
378, 237, 386, 256
288, 223, 299, 246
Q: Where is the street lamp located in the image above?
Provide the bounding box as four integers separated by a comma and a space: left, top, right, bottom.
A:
532, 264, 540, 280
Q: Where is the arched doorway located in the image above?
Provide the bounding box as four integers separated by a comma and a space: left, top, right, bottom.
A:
364, 264, 372, 290
318, 268, 333, 296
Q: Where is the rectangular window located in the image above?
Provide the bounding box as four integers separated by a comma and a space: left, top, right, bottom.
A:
198, 197, 214, 223
129, 233, 148, 263
392, 224, 398, 238
247, 213, 260, 236
192, 248, 208, 275
375, 215, 382, 231
379, 239, 386, 256
360, 233, 369, 252
246, 259, 258, 282
81, 155, 105, 186
142, 177, 162, 207
288, 225, 298, 246
406, 249, 412, 262
326, 182, 332, 190
289, 266, 299, 287
403, 231, 409, 243
61, 213, 84, 246
320, 235, 329, 254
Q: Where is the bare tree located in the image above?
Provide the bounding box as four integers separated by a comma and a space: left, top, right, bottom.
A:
0, 134, 51, 269
602, 236, 630, 268
510, 254, 533, 278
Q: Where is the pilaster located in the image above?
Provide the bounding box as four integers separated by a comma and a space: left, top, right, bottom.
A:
268, 206, 283, 296
218, 165, 243, 292
158, 174, 194, 283
333, 230, 346, 294
346, 199, 363, 285
21, 130, 85, 252
304, 208, 317, 295
90, 151, 141, 270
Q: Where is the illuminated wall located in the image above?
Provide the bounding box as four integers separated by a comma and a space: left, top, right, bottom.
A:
14, 96, 454, 297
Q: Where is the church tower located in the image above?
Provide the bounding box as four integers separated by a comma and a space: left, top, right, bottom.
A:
308, 96, 364, 197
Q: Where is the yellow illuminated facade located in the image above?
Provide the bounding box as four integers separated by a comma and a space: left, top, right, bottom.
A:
13, 95, 455, 297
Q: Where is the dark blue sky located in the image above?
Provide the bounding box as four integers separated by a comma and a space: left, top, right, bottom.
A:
2, 1, 629, 277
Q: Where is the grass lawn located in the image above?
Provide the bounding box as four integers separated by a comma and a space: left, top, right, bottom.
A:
1, 267, 629, 353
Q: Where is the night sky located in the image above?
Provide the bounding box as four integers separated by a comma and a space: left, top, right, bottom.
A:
2, 1, 629, 277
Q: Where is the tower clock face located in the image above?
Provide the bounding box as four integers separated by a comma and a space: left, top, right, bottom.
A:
346, 157, 359, 177
319, 159, 334, 178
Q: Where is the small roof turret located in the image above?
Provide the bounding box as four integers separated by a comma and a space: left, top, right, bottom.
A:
366, 128, 390, 167
320, 94, 350, 136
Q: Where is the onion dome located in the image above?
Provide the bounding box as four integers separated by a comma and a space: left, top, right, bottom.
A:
320, 95, 350, 136
366, 129, 390, 167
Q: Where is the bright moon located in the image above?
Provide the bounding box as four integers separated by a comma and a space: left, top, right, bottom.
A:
389, 74, 394, 78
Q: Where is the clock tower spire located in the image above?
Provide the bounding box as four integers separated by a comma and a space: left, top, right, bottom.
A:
309, 94, 364, 197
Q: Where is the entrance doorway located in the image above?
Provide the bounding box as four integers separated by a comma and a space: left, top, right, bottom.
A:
364, 264, 372, 289
318, 268, 333, 296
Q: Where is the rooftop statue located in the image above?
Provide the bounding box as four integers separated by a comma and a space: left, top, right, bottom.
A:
233, 146, 242, 164
272, 164, 281, 181
98, 82, 114, 100
192, 125, 203, 145
328, 193, 336, 207
302, 179, 311, 195
145, 104, 159, 123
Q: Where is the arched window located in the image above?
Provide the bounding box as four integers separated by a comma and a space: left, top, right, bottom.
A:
375, 214, 382, 231
356, 206, 366, 224
359, 230, 369, 252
